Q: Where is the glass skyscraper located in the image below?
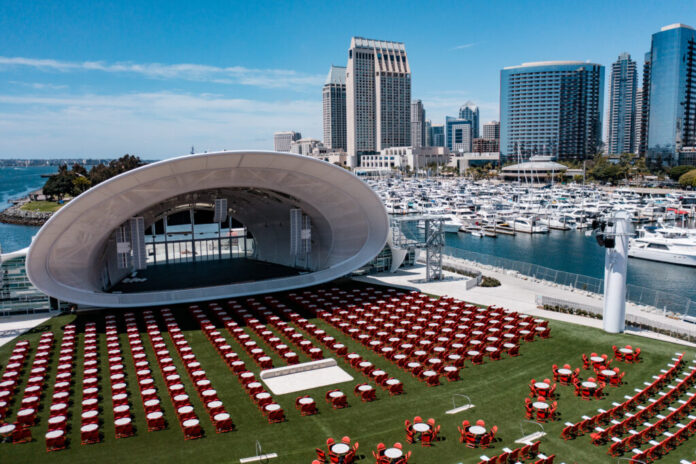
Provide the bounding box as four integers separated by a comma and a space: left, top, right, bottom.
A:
645, 24, 696, 166
500, 61, 604, 161
458, 101, 480, 138
607, 53, 637, 155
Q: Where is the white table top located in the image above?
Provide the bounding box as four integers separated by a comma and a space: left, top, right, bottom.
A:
114, 405, 129, 413
358, 385, 373, 391
423, 370, 437, 377
174, 394, 189, 401
469, 425, 486, 435
412, 423, 430, 432
619, 348, 633, 354
147, 411, 163, 420
298, 397, 314, 404
46, 430, 64, 439
467, 351, 480, 356
178, 405, 193, 414
256, 392, 271, 399
533, 402, 549, 409
264, 403, 281, 411
48, 415, 66, 424
601, 369, 617, 376
329, 391, 344, 398
145, 399, 160, 406
81, 424, 99, 432
590, 356, 604, 363
331, 443, 350, 454
485, 347, 498, 352
183, 419, 199, 427
582, 381, 597, 388
384, 448, 403, 459
0, 424, 16, 434
214, 413, 230, 421
81, 410, 98, 418
202, 389, 217, 397
372, 370, 386, 376
50, 403, 67, 410
557, 368, 572, 375
115, 418, 131, 426
386, 379, 400, 385
534, 382, 549, 389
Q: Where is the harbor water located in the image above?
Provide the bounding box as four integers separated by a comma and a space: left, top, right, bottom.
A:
1, 166, 695, 306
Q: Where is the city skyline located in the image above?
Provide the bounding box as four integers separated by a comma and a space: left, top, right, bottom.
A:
0, 0, 694, 158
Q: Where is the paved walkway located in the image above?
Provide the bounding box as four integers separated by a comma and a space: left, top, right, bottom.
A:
0, 313, 53, 348
355, 264, 696, 348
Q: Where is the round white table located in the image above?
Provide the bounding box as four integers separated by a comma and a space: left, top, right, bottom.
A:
582, 381, 597, 388
214, 412, 230, 421
298, 397, 314, 405
534, 382, 549, 389
81, 423, 98, 432
331, 443, 350, 454
183, 419, 199, 428
619, 348, 633, 354
114, 405, 130, 413
384, 448, 403, 459
264, 403, 281, 412
469, 425, 486, 435
45, 429, 64, 439
412, 423, 430, 433
422, 370, 437, 377
256, 392, 271, 400
533, 402, 549, 409
590, 356, 604, 363
178, 405, 193, 414
145, 399, 160, 407
601, 369, 616, 377
48, 415, 66, 425
114, 417, 131, 426
358, 385, 373, 392
147, 411, 163, 420
0, 424, 16, 434
202, 389, 217, 397
81, 410, 98, 420
386, 379, 401, 386
557, 368, 572, 375
468, 350, 480, 356
328, 391, 344, 398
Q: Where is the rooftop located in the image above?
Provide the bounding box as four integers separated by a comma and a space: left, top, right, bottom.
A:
660, 23, 694, 32
324, 65, 346, 86
503, 61, 600, 70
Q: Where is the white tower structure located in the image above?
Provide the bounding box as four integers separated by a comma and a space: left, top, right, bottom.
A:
602, 212, 630, 333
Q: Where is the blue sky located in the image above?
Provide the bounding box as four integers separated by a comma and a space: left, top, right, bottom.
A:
0, 0, 693, 158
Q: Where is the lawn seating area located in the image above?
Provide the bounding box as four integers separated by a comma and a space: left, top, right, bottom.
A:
2, 281, 696, 463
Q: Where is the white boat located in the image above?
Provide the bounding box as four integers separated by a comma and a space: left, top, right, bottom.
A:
512, 217, 549, 234
628, 227, 696, 267
471, 230, 483, 237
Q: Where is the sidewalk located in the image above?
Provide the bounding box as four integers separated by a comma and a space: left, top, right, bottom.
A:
355, 264, 696, 348
0, 313, 53, 347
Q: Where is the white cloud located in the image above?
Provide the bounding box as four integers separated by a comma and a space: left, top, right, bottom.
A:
450, 43, 477, 50
0, 91, 321, 157
0, 56, 324, 90
8, 81, 68, 90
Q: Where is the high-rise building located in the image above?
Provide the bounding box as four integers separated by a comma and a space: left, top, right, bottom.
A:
430, 124, 445, 147
607, 53, 638, 155
425, 119, 433, 147
459, 101, 480, 138
322, 65, 347, 151
482, 121, 500, 141
500, 61, 604, 161
634, 88, 644, 155
410, 100, 426, 148
473, 138, 499, 153
645, 24, 696, 166
638, 52, 652, 156
445, 116, 473, 153
274, 131, 302, 152
346, 37, 411, 166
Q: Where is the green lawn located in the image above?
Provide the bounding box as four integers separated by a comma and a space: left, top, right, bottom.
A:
1, 282, 695, 464
19, 200, 64, 213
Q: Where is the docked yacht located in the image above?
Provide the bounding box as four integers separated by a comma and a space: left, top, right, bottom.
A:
512, 216, 549, 234
628, 227, 696, 267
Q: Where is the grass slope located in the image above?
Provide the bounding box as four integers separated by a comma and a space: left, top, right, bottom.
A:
19, 200, 64, 213
1, 286, 694, 464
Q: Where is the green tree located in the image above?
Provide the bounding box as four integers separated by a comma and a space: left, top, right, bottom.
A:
72, 176, 91, 196
678, 169, 696, 188
668, 165, 694, 181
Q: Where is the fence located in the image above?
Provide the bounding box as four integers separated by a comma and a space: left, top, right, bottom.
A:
537, 295, 696, 343
443, 246, 696, 318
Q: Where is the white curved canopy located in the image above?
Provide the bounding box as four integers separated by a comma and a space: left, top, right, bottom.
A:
26, 151, 389, 307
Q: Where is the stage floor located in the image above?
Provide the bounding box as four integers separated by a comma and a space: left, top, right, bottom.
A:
109, 258, 301, 293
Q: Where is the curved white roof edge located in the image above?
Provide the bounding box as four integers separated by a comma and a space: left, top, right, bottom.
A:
0, 247, 29, 262
26, 151, 389, 308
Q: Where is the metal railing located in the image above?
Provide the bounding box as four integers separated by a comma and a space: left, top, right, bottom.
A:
443, 246, 696, 317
